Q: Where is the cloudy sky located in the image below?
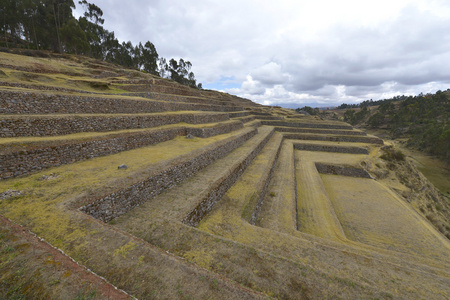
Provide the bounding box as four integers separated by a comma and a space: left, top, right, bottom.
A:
76, 0, 450, 108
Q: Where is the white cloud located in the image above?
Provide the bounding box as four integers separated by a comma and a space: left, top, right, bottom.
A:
86, 0, 450, 107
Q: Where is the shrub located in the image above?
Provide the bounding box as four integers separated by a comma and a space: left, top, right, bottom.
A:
380, 148, 405, 161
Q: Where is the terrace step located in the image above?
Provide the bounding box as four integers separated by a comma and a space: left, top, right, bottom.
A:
292, 142, 369, 154
0, 112, 230, 137
261, 120, 353, 130
80, 126, 259, 222
283, 132, 384, 144
113, 126, 276, 227
256, 140, 298, 233
0, 120, 244, 180
197, 131, 283, 229
0, 89, 243, 115
274, 126, 367, 136
182, 126, 276, 226
119, 92, 230, 106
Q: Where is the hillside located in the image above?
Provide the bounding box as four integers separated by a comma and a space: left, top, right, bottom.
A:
0, 51, 449, 299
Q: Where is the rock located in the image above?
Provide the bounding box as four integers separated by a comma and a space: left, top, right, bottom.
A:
186, 134, 194, 139
38, 173, 60, 181
118, 164, 128, 169
0, 189, 23, 200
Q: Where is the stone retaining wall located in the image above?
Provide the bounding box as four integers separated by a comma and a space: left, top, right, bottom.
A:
293, 143, 369, 154
120, 92, 226, 106
275, 127, 367, 136
80, 128, 258, 222
234, 116, 256, 124
0, 127, 185, 180
118, 84, 202, 97
0, 90, 243, 115
250, 135, 283, 225
315, 163, 372, 178
261, 121, 353, 130
255, 116, 284, 121
186, 121, 243, 138
283, 133, 383, 144
1, 121, 245, 179
228, 112, 250, 118
0, 113, 229, 137
182, 129, 275, 227
0, 81, 92, 94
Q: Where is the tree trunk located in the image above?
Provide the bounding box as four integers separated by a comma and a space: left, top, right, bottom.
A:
31, 15, 39, 50
52, 2, 62, 53
3, 13, 8, 48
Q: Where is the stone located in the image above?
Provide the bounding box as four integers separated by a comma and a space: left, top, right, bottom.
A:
118, 164, 128, 169
0, 189, 23, 200
186, 134, 195, 139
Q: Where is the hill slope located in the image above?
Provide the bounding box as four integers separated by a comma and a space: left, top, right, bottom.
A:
0, 51, 449, 299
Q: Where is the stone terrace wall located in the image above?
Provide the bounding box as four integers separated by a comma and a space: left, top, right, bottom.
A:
0, 81, 92, 94
293, 143, 369, 154
0, 121, 246, 179
261, 120, 353, 130
228, 112, 250, 118
118, 84, 203, 98
255, 116, 284, 121
235, 116, 256, 124
315, 162, 372, 178
275, 127, 367, 136
81, 128, 258, 222
283, 133, 384, 145
0, 113, 229, 137
187, 121, 243, 138
0, 90, 243, 115
0, 127, 185, 180
250, 135, 282, 225
182, 129, 275, 227
120, 92, 227, 107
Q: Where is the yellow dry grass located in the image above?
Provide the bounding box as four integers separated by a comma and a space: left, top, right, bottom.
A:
103, 130, 449, 299
0, 130, 240, 241
323, 174, 450, 260
256, 140, 297, 232
1, 50, 449, 299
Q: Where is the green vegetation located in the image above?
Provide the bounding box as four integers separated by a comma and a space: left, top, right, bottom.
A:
295, 106, 319, 115
380, 147, 405, 162
343, 106, 370, 125
342, 90, 450, 164
0, 0, 202, 88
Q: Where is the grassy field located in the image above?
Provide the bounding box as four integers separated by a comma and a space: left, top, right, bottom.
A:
1, 51, 449, 299
323, 174, 449, 259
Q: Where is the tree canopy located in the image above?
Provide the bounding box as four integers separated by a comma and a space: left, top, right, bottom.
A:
342, 90, 450, 163
0, 0, 202, 88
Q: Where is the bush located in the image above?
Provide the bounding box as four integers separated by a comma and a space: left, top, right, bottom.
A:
380, 148, 405, 161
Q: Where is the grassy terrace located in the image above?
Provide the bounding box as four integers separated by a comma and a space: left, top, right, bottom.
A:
0, 120, 241, 146
112, 131, 449, 299
0, 128, 265, 299
1, 51, 449, 299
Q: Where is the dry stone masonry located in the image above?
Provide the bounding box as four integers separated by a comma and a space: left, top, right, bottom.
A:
81, 128, 258, 222
0, 112, 230, 137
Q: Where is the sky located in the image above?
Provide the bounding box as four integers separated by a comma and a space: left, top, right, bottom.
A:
75, 0, 450, 108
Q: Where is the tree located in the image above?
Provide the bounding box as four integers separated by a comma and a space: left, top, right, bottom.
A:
78, 0, 104, 25
159, 57, 168, 78
60, 18, 89, 54
167, 58, 200, 88
135, 41, 159, 74
296, 106, 318, 115
51, 0, 76, 53
367, 112, 385, 128
344, 110, 355, 123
